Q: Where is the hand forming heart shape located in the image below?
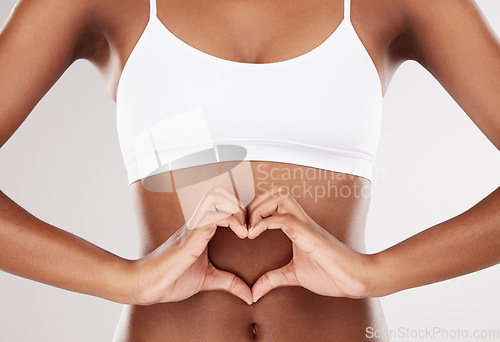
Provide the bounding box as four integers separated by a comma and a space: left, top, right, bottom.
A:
248, 185, 375, 302
130, 185, 376, 306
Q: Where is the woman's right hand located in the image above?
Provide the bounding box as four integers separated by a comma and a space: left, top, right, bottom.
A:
129, 185, 252, 305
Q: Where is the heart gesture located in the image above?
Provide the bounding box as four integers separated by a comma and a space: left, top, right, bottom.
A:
247, 186, 375, 303
130, 184, 375, 306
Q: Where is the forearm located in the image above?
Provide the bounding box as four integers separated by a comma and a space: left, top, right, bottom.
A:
0, 189, 136, 304
368, 186, 500, 297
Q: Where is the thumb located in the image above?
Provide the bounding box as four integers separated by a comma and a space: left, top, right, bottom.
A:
201, 264, 253, 305
251, 261, 299, 303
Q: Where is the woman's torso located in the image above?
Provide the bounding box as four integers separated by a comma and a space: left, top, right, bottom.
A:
82, 0, 408, 340
115, 161, 388, 341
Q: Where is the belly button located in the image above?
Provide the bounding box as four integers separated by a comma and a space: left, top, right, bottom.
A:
251, 322, 257, 338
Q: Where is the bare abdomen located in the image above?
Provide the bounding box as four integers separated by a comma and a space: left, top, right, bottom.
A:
113, 161, 389, 342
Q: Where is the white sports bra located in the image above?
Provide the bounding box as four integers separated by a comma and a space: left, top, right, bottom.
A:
116, 0, 383, 186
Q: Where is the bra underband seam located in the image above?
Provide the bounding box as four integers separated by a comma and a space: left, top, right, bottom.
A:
124, 138, 375, 163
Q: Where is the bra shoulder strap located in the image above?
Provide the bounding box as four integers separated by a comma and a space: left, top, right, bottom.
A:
150, 0, 157, 19
344, 0, 351, 22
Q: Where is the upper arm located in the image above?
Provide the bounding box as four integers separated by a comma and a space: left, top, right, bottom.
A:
402, 0, 500, 149
0, 0, 96, 149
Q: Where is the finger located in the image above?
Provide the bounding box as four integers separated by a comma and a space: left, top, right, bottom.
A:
228, 202, 247, 233
211, 185, 245, 210
205, 191, 240, 216
210, 186, 249, 230
248, 213, 297, 239
248, 213, 304, 242
207, 186, 247, 231
202, 264, 253, 305
175, 212, 248, 277
180, 213, 246, 266
250, 215, 318, 254
246, 185, 286, 213
189, 190, 244, 230
197, 192, 247, 232
248, 190, 305, 229
194, 210, 248, 239
251, 262, 299, 303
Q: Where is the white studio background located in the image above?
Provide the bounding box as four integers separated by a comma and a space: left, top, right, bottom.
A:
0, 1, 499, 341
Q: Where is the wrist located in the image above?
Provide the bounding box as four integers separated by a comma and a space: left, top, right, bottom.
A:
125, 257, 165, 306
104, 257, 141, 305
364, 252, 396, 298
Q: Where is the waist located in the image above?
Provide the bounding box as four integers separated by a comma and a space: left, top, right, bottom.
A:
114, 292, 388, 341
116, 161, 382, 341
130, 161, 371, 252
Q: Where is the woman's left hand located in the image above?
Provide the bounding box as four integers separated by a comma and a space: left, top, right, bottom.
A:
247, 185, 376, 303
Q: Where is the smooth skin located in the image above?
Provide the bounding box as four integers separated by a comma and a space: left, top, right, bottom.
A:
246, 185, 500, 302
0, 0, 499, 339
130, 186, 253, 305
247, 185, 374, 302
